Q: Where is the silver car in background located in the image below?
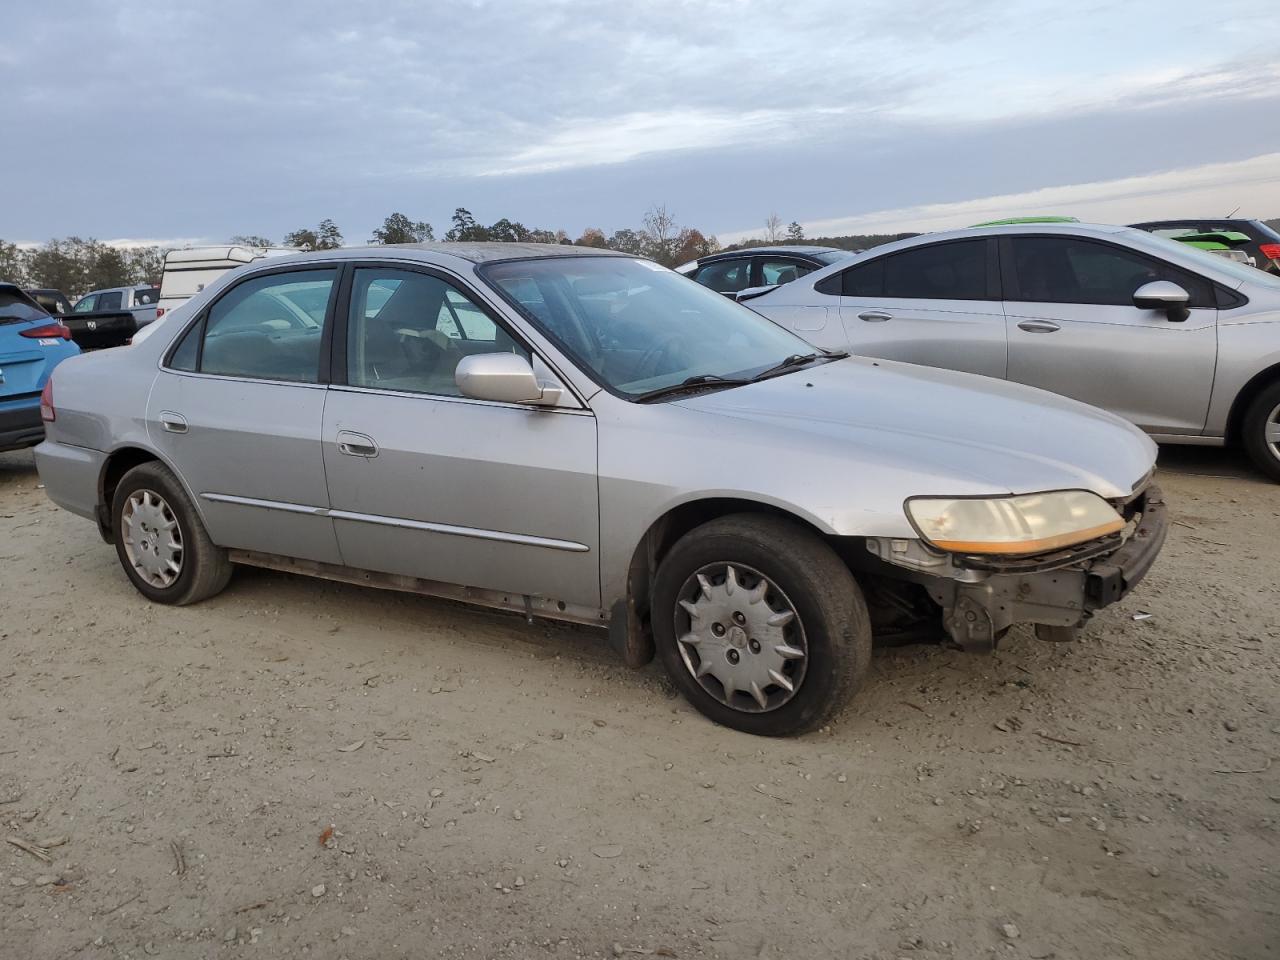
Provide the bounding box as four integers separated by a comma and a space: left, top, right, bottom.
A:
740, 223, 1280, 481
36, 244, 1166, 736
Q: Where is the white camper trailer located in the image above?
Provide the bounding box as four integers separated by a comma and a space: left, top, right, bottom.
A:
156, 246, 297, 319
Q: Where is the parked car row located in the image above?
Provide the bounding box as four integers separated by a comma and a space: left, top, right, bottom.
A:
685, 220, 1280, 481
36, 243, 1167, 735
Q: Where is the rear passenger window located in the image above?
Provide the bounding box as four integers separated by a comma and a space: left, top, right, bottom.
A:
168, 323, 200, 371
836, 240, 989, 300
199, 269, 336, 382
346, 267, 529, 398
98, 291, 123, 311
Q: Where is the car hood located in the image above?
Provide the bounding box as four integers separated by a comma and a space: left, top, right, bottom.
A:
674, 356, 1156, 499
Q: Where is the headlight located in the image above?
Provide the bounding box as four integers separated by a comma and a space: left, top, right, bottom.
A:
905, 490, 1124, 556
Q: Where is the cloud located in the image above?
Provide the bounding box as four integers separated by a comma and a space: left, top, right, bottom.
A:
2, 0, 1277, 243
720, 152, 1280, 242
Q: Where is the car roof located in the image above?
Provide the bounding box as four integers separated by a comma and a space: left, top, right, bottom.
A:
83, 283, 158, 295
257, 242, 631, 270
851, 221, 1133, 258
1130, 218, 1253, 227
701, 245, 843, 259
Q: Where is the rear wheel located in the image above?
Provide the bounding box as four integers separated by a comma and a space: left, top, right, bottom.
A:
651, 514, 872, 736
111, 462, 232, 605
1241, 382, 1280, 482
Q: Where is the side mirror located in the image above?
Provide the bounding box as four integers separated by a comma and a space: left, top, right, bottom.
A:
455, 353, 562, 406
1133, 280, 1189, 308
1133, 280, 1190, 322
732, 284, 779, 303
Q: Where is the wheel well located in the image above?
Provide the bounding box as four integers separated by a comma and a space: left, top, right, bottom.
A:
625, 498, 831, 619
97, 447, 160, 538
1226, 363, 1280, 445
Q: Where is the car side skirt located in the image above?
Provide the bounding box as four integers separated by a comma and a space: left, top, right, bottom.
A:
1148, 433, 1225, 446
227, 549, 609, 629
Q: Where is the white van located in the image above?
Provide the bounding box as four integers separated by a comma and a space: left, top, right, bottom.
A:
156, 246, 297, 319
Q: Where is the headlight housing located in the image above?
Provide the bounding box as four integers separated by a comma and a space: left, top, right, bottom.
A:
905, 490, 1124, 556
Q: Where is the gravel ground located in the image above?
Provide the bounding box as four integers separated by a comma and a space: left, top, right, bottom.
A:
1, 445, 1277, 960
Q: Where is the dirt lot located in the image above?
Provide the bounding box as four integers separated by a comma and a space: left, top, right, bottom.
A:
1, 446, 1277, 960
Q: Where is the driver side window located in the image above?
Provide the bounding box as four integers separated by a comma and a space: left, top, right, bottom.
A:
198, 268, 336, 382
346, 267, 529, 398
693, 259, 751, 294
1008, 237, 1213, 307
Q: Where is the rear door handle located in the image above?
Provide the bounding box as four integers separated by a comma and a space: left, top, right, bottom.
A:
858, 310, 892, 322
1016, 319, 1061, 333
159, 412, 188, 434
336, 430, 379, 458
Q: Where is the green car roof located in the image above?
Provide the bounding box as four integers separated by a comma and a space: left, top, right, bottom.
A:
970, 216, 1081, 227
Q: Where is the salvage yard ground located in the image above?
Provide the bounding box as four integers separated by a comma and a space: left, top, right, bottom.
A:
1, 446, 1277, 960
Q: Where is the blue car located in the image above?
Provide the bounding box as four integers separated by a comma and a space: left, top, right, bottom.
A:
1, 283, 81, 453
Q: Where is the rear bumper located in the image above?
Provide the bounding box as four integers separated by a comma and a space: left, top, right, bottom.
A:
0, 399, 44, 452
33, 439, 106, 523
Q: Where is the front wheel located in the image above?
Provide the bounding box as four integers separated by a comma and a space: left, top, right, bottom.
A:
111, 461, 232, 605
651, 514, 872, 736
1242, 382, 1280, 483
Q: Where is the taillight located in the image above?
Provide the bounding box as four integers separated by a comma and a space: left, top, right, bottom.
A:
20, 322, 72, 341
1259, 243, 1280, 262
40, 379, 55, 422
155, 307, 166, 318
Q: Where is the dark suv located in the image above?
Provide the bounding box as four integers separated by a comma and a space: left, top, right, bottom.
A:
1130, 219, 1280, 275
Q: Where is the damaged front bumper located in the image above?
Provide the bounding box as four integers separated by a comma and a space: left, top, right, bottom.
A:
866, 485, 1168, 652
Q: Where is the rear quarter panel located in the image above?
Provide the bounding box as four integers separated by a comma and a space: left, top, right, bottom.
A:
44, 348, 158, 454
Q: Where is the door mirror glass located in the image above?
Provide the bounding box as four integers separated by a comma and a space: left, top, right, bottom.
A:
455, 353, 560, 405
1132, 280, 1190, 309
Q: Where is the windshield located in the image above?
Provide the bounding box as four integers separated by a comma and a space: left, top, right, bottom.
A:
481, 256, 819, 398
0, 289, 49, 325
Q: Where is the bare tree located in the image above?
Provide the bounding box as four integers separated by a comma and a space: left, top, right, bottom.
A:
643, 204, 680, 266
764, 213, 784, 244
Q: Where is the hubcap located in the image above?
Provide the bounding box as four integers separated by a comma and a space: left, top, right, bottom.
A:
121, 489, 183, 588
674, 563, 807, 713
1266, 402, 1280, 460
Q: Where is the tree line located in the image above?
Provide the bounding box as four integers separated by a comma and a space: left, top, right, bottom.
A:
1, 205, 724, 296
2, 206, 920, 297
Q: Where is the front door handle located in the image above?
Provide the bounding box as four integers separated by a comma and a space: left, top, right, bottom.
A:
1016, 319, 1061, 333
159, 412, 188, 434
858, 310, 892, 322
336, 430, 379, 458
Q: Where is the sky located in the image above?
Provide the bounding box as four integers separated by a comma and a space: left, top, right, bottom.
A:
3, 0, 1279, 248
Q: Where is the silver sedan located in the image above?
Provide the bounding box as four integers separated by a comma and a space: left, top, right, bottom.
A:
36, 244, 1166, 735
739, 222, 1280, 481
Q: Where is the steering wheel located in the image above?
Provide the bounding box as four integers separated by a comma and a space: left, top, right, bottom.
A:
635, 333, 687, 381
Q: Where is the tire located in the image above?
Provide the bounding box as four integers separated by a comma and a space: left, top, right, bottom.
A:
651, 513, 872, 736
1241, 381, 1280, 483
111, 461, 232, 605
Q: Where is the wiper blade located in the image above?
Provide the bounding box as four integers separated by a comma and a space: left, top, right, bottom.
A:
632, 374, 750, 403
750, 350, 848, 382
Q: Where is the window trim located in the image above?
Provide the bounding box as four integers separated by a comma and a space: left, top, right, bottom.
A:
161, 262, 343, 384
997, 233, 1223, 309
